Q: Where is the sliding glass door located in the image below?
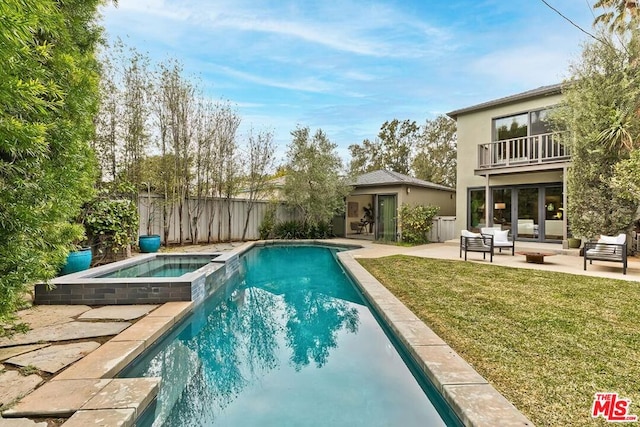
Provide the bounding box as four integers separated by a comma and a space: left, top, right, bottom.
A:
377, 195, 397, 241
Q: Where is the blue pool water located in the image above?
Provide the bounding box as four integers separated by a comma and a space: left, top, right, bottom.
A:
97, 255, 215, 278
122, 245, 460, 426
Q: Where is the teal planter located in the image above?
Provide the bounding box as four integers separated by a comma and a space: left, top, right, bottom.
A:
139, 235, 161, 253
60, 248, 92, 276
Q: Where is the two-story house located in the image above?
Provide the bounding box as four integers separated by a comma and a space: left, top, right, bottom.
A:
447, 83, 571, 244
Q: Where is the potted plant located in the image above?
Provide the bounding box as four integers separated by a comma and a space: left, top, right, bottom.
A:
567, 234, 582, 249
363, 203, 375, 233
59, 226, 92, 276
60, 245, 92, 275
138, 182, 161, 253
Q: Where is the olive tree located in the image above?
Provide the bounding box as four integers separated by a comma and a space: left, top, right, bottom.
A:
284, 127, 350, 228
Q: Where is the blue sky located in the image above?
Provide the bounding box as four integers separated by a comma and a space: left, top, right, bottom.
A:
100, 0, 596, 162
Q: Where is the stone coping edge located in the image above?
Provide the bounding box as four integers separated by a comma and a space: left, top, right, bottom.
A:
337, 251, 535, 427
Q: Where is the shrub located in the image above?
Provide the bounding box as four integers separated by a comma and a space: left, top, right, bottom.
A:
82, 184, 139, 262
399, 204, 439, 244
273, 220, 306, 239
259, 203, 277, 240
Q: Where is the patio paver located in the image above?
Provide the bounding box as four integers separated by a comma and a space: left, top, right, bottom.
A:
79, 305, 158, 321
0, 322, 131, 348
0, 419, 48, 426
2, 379, 111, 417
17, 305, 91, 329
0, 344, 49, 362
0, 371, 43, 408
6, 342, 100, 374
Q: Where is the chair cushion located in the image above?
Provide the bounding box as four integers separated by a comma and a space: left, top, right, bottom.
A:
461, 230, 480, 238
493, 230, 510, 243
598, 235, 618, 244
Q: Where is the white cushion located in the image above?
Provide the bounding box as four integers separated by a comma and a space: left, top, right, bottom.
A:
598, 235, 617, 244
461, 230, 480, 238
615, 233, 627, 245
493, 230, 509, 243
480, 227, 501, 235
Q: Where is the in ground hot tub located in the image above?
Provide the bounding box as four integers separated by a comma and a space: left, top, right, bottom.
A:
35, 252, 239, 306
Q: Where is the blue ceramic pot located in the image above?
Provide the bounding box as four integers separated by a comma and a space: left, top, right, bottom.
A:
139, 234, 161, 253
60, 248, 92, 275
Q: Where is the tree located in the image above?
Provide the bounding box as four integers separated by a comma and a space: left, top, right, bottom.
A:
0, 0, 103, 321
348, 120, 418, 175
348, 138, 384, 175
412, 115, 457, 187
284, 127, 350, 228
240, 129, 276, 241
555, 28, 640, 238
378, 119, 418, 174
594, 0, 640, 34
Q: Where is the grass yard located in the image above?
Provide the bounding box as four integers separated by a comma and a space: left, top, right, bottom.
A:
358, 256, 640, 427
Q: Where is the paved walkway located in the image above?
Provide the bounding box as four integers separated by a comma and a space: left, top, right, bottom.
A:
338, 238, 640, 282
0, 238, 635, 426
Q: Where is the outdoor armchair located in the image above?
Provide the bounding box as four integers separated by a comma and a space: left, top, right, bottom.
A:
460, 230, 494, 262
480, 227, 515, 255
583, 233, 627, 275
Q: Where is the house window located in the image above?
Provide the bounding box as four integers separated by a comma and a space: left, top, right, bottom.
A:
493, 113, 527, 141
491, 107, 557, 163
530, 109, 553, 135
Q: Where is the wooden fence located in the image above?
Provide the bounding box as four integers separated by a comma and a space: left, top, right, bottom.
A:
137, 194, 297, 244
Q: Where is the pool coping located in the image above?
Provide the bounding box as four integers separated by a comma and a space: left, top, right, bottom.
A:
6, 240, 534, 426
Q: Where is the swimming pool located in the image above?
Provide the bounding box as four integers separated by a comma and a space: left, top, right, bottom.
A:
122, 245, 461, 426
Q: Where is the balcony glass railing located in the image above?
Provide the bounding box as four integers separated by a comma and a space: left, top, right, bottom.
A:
477, 132, 570, 169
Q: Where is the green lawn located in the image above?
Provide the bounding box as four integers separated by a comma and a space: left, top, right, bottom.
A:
358, 256, 640, 427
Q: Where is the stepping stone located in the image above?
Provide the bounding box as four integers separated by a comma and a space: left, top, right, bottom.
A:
17, 306, 91, 329
79, 305, 158, 321
0, 420, 47, 427
61, 408, 135, 427
0, 322, 130, 348
6, 342, 100, 374
0, 371, 43, 408
3, 379, 111, 418
0, 345, 50, 362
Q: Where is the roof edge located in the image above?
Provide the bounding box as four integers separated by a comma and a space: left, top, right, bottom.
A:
446, 83, 563, 119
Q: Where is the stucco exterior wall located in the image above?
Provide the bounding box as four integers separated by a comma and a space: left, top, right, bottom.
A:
454, 92, 564, 234
403, 187, 456, 216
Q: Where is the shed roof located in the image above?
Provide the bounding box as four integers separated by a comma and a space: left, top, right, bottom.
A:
446, 83, 563, 119
352, 170, 454, 192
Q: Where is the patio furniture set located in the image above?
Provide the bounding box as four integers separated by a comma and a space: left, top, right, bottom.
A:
460, 229, 629, 274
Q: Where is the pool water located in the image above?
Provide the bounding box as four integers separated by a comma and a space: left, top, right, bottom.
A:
97, 256, 215, 278
123, 246, 460, 426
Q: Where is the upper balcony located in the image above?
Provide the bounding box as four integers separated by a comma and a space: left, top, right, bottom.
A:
476, 132, 570, 175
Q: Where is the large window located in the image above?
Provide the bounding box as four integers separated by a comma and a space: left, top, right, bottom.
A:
493, 113, 527, 141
